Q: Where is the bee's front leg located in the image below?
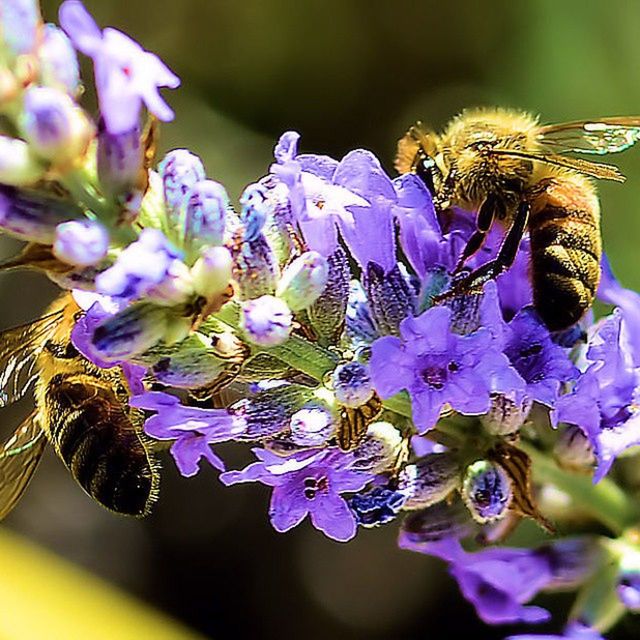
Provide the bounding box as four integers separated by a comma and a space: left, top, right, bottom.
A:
433, 200, 530, 303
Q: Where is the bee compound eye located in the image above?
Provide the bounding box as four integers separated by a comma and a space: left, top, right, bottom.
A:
415, 155, 438, 195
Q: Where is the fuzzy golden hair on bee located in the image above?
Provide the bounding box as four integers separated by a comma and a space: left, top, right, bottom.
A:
397, 108, 640, 331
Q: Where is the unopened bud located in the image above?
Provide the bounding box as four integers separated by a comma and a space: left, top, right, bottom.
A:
146, 260, 194, 306
182, 180, 228, 259
554, 425, 595, 472
350, 421, 402, 474
290, 406, 336, 447
397, 452, 461, 509
0, 0, 41, 58
331, 361, 374, 408
241, 295, 292, 347
0, 185, 82, 242
239, 183, 269, 241
276, 250, 328, 311
462, 460, 512, 523
0, 137, 44, 185
350, 486, 407, 528
38, 24, 80, 95
191, 246, 232, 299
482, 393, 533, 436
53, 219, 109, 267
91, 303, 169, 361
21, 86, 93, 163
158, 149, 206, 219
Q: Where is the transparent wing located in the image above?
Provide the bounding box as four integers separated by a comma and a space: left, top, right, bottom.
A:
488, 148, 626, 183
537, 117, 640, 156
0, 308, 63, 407
0, 413, 46, 520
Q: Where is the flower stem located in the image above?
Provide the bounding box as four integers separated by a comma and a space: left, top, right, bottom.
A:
521, 443, 640, 536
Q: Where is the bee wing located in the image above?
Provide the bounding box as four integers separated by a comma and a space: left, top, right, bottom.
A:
0, 308, 64, 407
337, 394, 383, 451
0, 413, 46, 520
537, 117, 640, 156
488, 148, 626, 183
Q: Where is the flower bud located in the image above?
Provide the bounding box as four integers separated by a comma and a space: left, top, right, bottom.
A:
350, 421, 402, 474
618, 571, 640, 611
346, 279, 378, 344
183, 180, 228, 259
241, 295, 292, 347
349, 486, 407, 528
331, 361, 374, 408
91, 302, 170, 361
231, 384, 315, 440
38, 24, 80, 95
0, 0, 41, 58
308, 246, 350, 342
553, 425, 596, 472
276, 250, 328, 311
363, 262, 415, 336
481, 393, 533, 436
53, 219, 109, 267
158, 149, 206, 219
397, 452, 462, 510
97, 119, 144, 207
462, 460, 512, 523
191, 246, 232, 300
239, 183, 268, 241
21, 86, 93, 163
146, 259, 194, 306
399, 498, 473, 546
231, 231, 279, 300
0, 137, 44, 186
290, 406, 336, 447
0, 185, 82, 242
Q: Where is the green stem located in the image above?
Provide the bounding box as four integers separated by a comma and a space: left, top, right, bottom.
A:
521, 443, 640, 536
60, 166, 110, 220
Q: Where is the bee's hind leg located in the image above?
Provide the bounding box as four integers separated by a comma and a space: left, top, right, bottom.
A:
434, 200, 530, 302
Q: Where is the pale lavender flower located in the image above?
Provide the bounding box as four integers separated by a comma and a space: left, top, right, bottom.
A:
220, 448, 373, 541
58, 0, 180, 135
39, 24, 80, 94
131, 391, 246, 477
0, 0, 40, 57
158, 149, 206, 218
182, 180, 229, 258
53, 219, 109, 267
241, 295, 292, 347
370, 305, 520, 433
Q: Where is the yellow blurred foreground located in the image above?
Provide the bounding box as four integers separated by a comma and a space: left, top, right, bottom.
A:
0, 528, 205, 640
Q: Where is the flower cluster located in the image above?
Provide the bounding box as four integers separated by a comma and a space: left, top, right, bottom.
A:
2, 2, 640, 638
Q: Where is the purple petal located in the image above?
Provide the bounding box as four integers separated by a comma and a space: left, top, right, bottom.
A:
269, 483, 309, 532
310, 493, 357, 542
59, 0, 102, 55
170, 435, 225, 477
369, 336, 414, 398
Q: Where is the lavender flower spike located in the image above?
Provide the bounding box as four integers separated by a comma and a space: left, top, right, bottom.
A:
59, 0, 180, 135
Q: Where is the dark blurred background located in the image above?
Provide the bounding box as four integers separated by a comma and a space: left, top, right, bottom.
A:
2, 1, 640, 638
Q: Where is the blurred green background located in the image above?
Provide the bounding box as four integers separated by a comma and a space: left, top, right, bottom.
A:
1, 0, 640, 638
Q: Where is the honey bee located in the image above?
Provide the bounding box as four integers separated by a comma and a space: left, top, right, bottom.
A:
0, 293, 159, 519
396, 108, 640, 330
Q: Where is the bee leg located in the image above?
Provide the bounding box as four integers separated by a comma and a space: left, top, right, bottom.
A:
452, 193, 501, 273
435, 201, 530, 300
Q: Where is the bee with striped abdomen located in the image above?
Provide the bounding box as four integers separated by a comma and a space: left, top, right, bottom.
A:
396, 109, 640, 330
0, 294, 159, 519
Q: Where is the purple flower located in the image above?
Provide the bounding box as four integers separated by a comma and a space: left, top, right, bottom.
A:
370, 305, 520, 433
95, 228, 189, 303
398, 536, 552, 625
504, 308, 579, 408
59, 0, 179, 135
130, 391, 246, 477
241, 295, 292, 347
507, 622, 604, 640
220, 448, 373, 541
553, 313, 640, 482
53, 219, 109, 267
270, 132, 368, 256
598, 253, 640, 366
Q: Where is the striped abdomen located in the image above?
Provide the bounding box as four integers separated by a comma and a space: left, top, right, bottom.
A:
43, 374, 159, 516
529, 176, 602, 331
